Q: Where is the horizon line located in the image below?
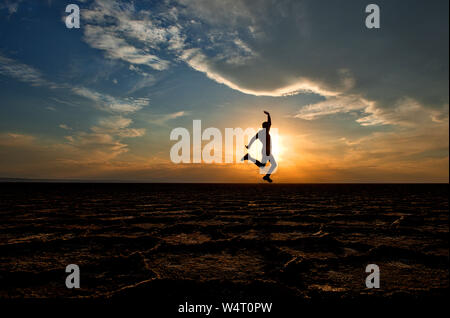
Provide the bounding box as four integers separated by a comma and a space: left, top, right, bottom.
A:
0, 178, 448, 185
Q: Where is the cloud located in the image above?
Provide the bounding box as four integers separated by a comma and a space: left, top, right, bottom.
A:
82, 0, 179, 71
170, 0, 351, 97
64, 132, 128, 162
76, 0, 447, 129
0, 132, 35, 146
77, 0, 363, 97
50, 97, 77, 107
179, 48, 336, 97
127, 65, 156, 93
92, 115, 146, 137
16, 0, 441, 129
176, 0, 447, 97
61, 115, 146, 164
356, 98, 449, 127
293, 95, 449, 128
171, 0, 448, 127
83, 25, 170, 71
294, 95, 372, 120
0, 54, 149, 115
0, 54, 59, 88
59, 124, 72, 130
149, 110, 189, 126
71, 86, 149, 113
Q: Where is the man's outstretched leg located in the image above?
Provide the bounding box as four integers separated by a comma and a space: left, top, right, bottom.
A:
241, 153, 266, 168
262, 155, 277, 183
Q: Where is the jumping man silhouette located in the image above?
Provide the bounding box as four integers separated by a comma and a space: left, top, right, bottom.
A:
241, 111, 278, 183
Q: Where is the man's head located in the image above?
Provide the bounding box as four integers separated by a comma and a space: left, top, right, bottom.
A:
262, 121, 270, 130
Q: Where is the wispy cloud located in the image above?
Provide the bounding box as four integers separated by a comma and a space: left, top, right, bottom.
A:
82, 0, 177, 71
294, 94, 449, 128
149, 110, 189, 126
83, 25, 170, 71
294, 95, 372, 121
50, 97, 77, 107
0, 54, 59, 88
92, 115, 146, 137
59, 124, 72, 130
71, 86, 149, 114
356, 98, 449, 127
62, 115, 146, 164
0, 54, 149, 115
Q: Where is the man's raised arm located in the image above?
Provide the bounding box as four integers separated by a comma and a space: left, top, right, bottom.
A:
246, 133, 258, 149
264, 111, 271, 125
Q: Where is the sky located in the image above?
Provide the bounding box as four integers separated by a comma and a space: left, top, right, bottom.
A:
0, 0, 448, 182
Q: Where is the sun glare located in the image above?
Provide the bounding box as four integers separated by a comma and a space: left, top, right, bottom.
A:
246, 128, 284, 162
271, 131, 284, 161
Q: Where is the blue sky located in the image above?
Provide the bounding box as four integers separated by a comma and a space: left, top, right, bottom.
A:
0, 0, 448, 182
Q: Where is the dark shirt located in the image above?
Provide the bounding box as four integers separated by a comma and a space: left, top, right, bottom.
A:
266, 132, 271, 156
255, 129, 271, 156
